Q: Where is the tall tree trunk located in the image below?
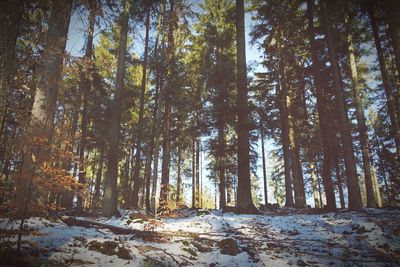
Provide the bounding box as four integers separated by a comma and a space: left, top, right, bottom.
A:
334, 155, 345, 209
62, 139, 79, 210
144, 142, 152, 212
144, 129, 154, 211
16, 0, 72, 251
176, 146, 182, 205
367, 3, 400, 160
383, 0, 400, 82
17, 0, 72, 215
93, 149, 104, 209
371, 165, 383, 207
192, 139, 196, 208
77, 3, 95, 211
371, 128, 393, 206
196, 139, 200, 207
0, 0, 24, 166
200, 149, 203, 208
226, 175, 233, 205
235, 0, 257, 213
345, 17, 377, 208
306, 0, 336, 210
310, 162, 320, 208
124, 141, 135, 207
288, 89, 306, 208
214, 46, 225, 211
122, 147, 132, 207
146, 1, 165, 215
140, 177, 146, 209
277, 60, 294, 208
379, 140, 396, 205
131, 4, 151, 209
102, 0, 130, 217
317, 171, 324, 207
60, 85, 80, 210
289, 138, 305, 208
320, 0, 362, 211
260, 113, 268, 206
159, 0, 176, 209
151, 132, 161, 214
87, 151, 96, 208
218, 125, 226, 209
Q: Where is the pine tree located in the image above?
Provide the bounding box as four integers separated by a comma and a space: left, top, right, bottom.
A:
16, 0, 73, 250
103, 0, 131, 217
131, 1, 151, 209
320, 0, 362, 211
236, 0, 257, 213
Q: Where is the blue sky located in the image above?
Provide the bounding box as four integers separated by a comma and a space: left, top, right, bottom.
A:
66, 3, 264, 64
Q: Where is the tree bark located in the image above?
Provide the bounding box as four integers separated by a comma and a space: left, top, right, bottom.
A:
122, 147, 132, 208
176, 147, 182, 205
320, 0, 362, 211
213, 44, 225, 210
345, 16, 377, 208
260, 113, 268, 206
87, 151, 96, 207
383, 0, 400, 84
288, 87, 306, 208
192, 139, 196, 208
102, 0, 130, 217
151, 134, 159, 214
149, 0, 166, 215
235, 0, 257, 213
218, 125, 226, 209
143, 142, 151, 211
160, 0, 176, 208
17, 0, 73, 218
309, 162, 320, 208
16, 0, 72, 250
317, 171, 324, 207
77, 2, 95, 211
131, 4, 151, 209
196, 139, 200, 207
371, 165, 383, 207
93, 149, 104, 209
367, 2, 400, 160
306, 0, 336, 210
334, 156, 345, 209
277, 60, 294, 208
226, 174, 233, 205
0, 0, 24, 166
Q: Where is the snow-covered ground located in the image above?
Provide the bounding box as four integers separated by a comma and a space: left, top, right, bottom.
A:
1, 208, 400, 266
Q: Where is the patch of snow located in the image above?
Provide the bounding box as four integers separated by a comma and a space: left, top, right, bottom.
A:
1, 208, 399, 266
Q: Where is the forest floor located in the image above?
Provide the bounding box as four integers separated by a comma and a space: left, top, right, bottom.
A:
1, 208, 400, 266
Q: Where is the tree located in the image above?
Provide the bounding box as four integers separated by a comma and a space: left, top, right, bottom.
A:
306, 0, 336, 210
259, 112, 268, 206
235, 0, 257, 213
16, 0, 73, 250
103, 0, 131, 217
344, 5, 377, 208
277, 59, 295, 208
131, 1, 151, 209
320, 0, 362, 211
76, 0, 97, 211
0, 0, 24, 164
160, 0, 177, 209
366, 1, 400, 160
382, 0, 400, 85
